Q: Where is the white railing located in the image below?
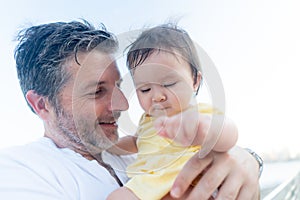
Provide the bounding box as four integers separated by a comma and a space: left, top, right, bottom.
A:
263, 171, 300, 200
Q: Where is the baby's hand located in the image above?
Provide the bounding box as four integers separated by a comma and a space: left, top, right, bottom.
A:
154, 109, 212, 147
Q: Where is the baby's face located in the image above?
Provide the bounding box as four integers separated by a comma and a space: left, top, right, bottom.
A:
132, 51, 198, 117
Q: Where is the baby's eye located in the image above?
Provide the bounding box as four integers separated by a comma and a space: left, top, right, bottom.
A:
140, 88, 151, 93
162, 82, 176, 87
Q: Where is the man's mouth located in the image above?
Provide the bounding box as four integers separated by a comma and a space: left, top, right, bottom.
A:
98, 121, 118, 126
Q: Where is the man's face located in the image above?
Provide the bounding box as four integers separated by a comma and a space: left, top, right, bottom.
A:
54, 50, 129, 155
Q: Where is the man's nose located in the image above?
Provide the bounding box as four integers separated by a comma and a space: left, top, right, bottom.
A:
110, 87, 129, 111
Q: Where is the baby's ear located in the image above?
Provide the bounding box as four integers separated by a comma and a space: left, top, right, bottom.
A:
193, 71, 202, 91
26, 90, 49, 119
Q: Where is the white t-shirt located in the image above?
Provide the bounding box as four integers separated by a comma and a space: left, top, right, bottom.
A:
0, 137, 134, 200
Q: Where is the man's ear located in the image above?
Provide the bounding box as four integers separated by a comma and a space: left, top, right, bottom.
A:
193, 71, 202, 91
26, 90, 49, 120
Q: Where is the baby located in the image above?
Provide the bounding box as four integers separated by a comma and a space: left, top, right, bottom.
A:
107, 23, 238, 199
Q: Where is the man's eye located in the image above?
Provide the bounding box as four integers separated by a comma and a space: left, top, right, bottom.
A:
162, 82, 176, 87
95, 89, 103, 94
94, 88, 105, 97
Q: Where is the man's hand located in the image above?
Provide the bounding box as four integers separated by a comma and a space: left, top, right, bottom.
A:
167, 146, 260, 200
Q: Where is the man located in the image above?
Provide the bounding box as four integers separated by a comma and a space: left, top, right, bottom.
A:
0, 20, 261, 199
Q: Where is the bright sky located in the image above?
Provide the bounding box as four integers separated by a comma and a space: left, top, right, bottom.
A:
1, 0, 299, 158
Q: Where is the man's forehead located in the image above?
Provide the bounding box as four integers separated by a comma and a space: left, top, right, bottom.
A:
72, 51, 117, 75
79, 64, 119, 84
66, 51, 120, 90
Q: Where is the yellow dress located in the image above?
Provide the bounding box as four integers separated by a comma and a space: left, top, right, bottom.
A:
125, 104, 216, 200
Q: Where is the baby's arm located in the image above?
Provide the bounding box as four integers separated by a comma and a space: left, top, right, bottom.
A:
154, 109, 238, 152
107, 135, 138, 155
213, 116, 238, 152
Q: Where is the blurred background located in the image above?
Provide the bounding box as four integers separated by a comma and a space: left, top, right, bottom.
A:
1, 0, 299, 198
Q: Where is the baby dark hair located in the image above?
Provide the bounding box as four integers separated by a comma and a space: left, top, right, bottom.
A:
126, 23, 202, 91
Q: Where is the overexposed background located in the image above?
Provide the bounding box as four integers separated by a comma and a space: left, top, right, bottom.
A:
1, 0, 299, 161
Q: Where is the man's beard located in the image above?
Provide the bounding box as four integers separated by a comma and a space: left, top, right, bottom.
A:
55, 106, 119, 155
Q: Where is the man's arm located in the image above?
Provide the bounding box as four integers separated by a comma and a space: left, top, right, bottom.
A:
166, 146, 261, 200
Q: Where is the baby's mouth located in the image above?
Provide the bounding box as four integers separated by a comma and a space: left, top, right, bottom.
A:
150, 105, 169, 117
